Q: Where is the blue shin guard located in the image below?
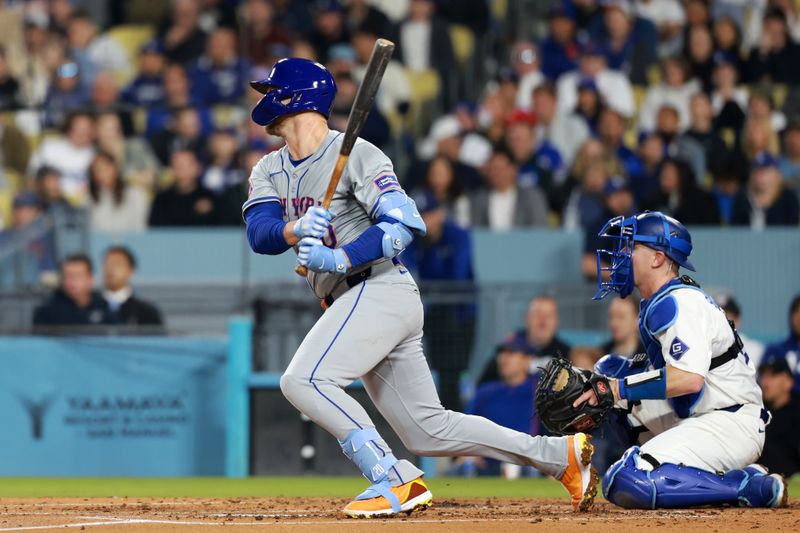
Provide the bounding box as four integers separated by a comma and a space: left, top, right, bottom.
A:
339, 427, 402, 512
603, 447, 784, 509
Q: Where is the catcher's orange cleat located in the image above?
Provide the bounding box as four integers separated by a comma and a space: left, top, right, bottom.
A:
343, 477, 433, 518
558, 433, 599, 512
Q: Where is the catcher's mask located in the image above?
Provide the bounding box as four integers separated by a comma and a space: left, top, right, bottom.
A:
593, 211, 694, 300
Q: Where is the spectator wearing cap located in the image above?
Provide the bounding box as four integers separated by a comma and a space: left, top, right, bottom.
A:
121, 41, 167, 107
582, 175, 636, 278
309, 0, 350, 62
779, 122, 800, 194
242, 0, 293, 66
643, 157, 720, 225
157, 0, 208, 64
149, 150, 217, 227
456, 339, 541, 476
42, 60, 90, 128
415, 102, 492, 178
630, 132, 664, 204
28, 112, 95, 205
87, 151, 149, 233
731, 152, 800, 227
32, 254, 113, 328
586, 0, 658, 85
102, 247, 163, 327
532, 82, 590, 171
757, 355, 800, 477
556, 38, 635, 118
402, 190, 473, 411
638, 57, 700, 133
503, 110, 553, 194
480, 295, 572, 385
747, 8, 800, 84
510, 41, 545, 112
539, 1, 580, 81
189, 28, 250, 106
716, 293, 765, 369
763, 294, 800, 393
3, 191, 57, 282
469, 145, 549, 231
573, 78, 604, 133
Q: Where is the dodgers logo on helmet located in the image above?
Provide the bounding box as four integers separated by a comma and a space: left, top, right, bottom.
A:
250, 58, 337, 126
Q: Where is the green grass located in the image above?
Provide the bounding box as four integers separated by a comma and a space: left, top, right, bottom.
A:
0, 476, 798, 500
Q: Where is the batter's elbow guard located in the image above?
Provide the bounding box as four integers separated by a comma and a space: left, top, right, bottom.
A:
377, 221, 414, 258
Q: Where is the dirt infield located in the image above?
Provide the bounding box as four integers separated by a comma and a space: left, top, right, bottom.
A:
0, 497, 797, 532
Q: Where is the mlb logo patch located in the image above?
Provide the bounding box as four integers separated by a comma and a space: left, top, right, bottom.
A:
669, 337, 689, 360
374, 174, 400, 191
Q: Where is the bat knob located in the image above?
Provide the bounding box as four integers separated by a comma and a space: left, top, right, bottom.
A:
295, 264, 309, 277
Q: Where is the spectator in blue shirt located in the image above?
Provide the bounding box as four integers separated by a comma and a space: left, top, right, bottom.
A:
454, 339, 540, 476
122, 41, 167, 107
189, 28, 250, 106
763, 294, 800, 393
402, 191, 473, 411
587, 0, 657, 85
539, 1, 580, 80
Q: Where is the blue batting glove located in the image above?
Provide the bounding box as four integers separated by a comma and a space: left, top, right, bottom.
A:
293, 207, 334, 239
297, 237, 349, 274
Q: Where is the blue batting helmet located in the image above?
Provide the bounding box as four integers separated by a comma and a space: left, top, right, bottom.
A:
250, 58, 337, 126
593, 211, 694, 300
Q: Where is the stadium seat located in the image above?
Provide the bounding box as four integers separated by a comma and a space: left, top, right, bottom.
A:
0, 187, 12, 228
450, 25, 475, 67
404, 69, 441, 136
107, 24, 155, 85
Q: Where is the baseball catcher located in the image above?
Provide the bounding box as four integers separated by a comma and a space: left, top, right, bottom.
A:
540, 211, 788, 509
243, 57, 599, 517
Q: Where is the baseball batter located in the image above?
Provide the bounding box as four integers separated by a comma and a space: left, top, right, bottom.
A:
574, 211, 788, 508
243, 58, 597, 517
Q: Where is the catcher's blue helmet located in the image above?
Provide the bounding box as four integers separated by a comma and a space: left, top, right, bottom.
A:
250, 58, 337, 126
593, 211, 694, 300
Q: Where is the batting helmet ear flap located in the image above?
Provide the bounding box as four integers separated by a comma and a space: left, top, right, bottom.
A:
250, 58, 338, 126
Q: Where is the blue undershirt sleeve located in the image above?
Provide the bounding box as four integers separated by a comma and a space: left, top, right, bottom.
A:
342, 224, 385, 269
245, 202, 291, 255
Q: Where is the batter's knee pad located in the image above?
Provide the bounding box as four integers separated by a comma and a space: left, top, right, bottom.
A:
339, 427, 402, 512
603, 446, 780, 509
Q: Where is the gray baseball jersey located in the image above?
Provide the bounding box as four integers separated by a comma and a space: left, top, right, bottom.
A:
244, 129, 401, 299
244, 128, 569, 486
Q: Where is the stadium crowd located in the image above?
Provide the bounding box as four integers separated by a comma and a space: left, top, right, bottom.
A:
0, 0, 798, 478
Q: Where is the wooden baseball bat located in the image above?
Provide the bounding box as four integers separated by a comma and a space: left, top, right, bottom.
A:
296, 38, 395, 277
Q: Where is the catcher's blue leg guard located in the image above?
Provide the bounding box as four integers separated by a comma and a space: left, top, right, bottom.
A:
339, 427, 401, 512
603, 447, 786, 509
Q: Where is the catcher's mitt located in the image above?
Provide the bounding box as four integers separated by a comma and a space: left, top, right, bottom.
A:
535, 357, 615, 435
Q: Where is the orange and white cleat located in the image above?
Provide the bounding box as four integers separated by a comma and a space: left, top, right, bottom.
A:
343, 477, 433, 518
558, 433, 599, 512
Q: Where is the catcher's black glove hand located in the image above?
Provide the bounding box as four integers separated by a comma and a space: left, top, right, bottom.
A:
535, 357, 615, 436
